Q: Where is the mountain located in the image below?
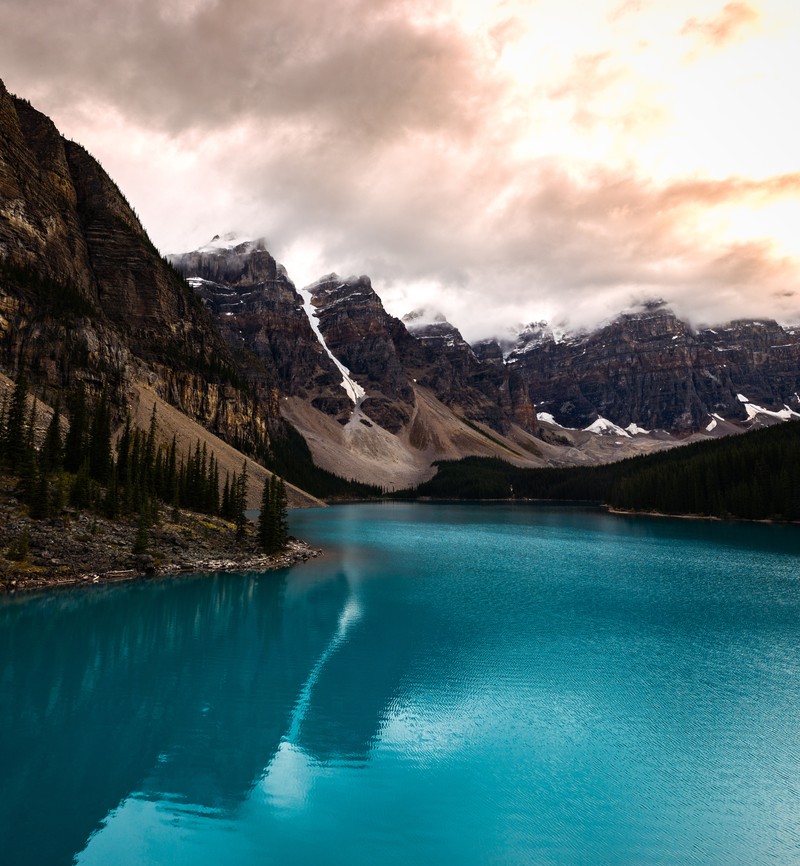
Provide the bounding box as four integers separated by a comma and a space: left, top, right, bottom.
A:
0, 79, 276, 455
172, 242, 698, 488
7, 74, 795, 502
169, 252, 531, 487
169, 236, 352, 421
303, 273, 415, 432
478, 305, 800, 433
400, 308, 536, 433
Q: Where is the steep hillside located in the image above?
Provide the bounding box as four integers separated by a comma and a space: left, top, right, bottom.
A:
0, 79, 276, 455
170, 235, 351, 420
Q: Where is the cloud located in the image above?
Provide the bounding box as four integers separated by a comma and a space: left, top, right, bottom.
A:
681, 2, 759, 47
0, 0, 798, 342
0, 0, 489, 138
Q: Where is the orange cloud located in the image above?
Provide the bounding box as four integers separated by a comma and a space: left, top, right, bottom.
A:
681, 2, 759, 47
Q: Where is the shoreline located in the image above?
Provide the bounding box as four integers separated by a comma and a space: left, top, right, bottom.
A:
393, 496, 800, 526
1, 540, 321, 595
1, 483, 323, 595
604, 506, 800, 526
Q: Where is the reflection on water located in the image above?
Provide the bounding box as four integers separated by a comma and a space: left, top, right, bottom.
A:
1, 503, 799, 866
262, 592, 362, 810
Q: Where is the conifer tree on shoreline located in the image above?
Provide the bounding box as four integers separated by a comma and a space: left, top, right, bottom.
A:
258, 474, 289, 554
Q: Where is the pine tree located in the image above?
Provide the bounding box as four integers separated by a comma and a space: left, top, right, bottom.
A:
132, 509, 149, 556
165, 435, 177, 499
143, 405, 157, 491
221, 471, 231, 519
2, 370, 29, 470
276, 477, 289, 549
41, 399, 63, 474
88, 389, 112, 484
116, 414, 131, 473
70, 459, 93, 509
258, 475, 276, 553
258, 475, 289, 553
210, 459, 220, 515
235, 459, 248, 543
103, 463, 120, 519
64, 383, 89, 472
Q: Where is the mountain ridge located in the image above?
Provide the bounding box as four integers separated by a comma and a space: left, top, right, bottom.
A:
4, 74, 798, 504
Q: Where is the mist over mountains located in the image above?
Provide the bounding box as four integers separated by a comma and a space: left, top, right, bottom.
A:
2, 76, 800, 496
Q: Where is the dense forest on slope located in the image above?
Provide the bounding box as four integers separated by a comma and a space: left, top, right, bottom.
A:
398, 422, 800, 522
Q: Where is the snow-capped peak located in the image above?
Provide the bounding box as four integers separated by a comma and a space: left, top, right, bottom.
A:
196, 232, 261, 253
402, 308, 448, 330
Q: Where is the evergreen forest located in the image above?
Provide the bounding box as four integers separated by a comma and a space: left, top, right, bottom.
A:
400, 421, 800, 522
0, 375, 290, 554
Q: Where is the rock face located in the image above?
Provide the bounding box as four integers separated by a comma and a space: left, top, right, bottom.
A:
304, 278, 537, 435
400, 310, 536, 433
501, 306, 800, 431
307, 275, 415, 432
0, 79, 275, 449
171, 246, 538, 442
170, 237, 351, 420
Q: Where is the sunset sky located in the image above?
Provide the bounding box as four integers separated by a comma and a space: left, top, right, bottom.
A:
2, 0, 799, 339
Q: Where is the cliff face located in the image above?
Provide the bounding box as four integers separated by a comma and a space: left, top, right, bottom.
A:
306, 275, 415, 432
0, 79, 275, 448
170, 238, 351, 420
502, 308, 800, 431
173, 246, 540, 438
0, 88, 96, 295
401, 312, 536, 433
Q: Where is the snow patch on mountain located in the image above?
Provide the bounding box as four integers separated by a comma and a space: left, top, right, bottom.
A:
297, 287, 365, 405
741, 402, 800, 422
537, 412, 568, 428
584, 417, 631, 437
196, 232, 260, 253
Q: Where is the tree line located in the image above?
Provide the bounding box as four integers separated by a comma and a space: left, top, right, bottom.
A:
0, 373, 290, 552
399, 421, 800, 522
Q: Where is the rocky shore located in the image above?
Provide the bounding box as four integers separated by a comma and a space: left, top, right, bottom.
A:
0, 481, 321, 594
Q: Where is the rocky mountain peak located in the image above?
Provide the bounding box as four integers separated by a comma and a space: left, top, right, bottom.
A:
402, 308, 469, 350
170, 238, 352, 420
304, 273, 414, 431
170, 234, 280, 289
402, 308, 447, 327
306, 274, 375, 308
196, 232, 264, 254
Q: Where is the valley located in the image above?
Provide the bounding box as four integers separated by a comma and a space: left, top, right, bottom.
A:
1, 71, 799, 584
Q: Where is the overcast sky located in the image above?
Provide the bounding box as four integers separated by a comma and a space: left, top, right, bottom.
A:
2, 0, 799, 340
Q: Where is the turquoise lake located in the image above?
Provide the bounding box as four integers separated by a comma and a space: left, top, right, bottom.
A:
2, 502, 800, 865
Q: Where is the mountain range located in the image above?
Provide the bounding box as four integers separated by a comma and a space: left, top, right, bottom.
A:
2, 77, 799, 498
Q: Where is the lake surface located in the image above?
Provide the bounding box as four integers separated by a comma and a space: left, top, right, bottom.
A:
2, 503, 799, 865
